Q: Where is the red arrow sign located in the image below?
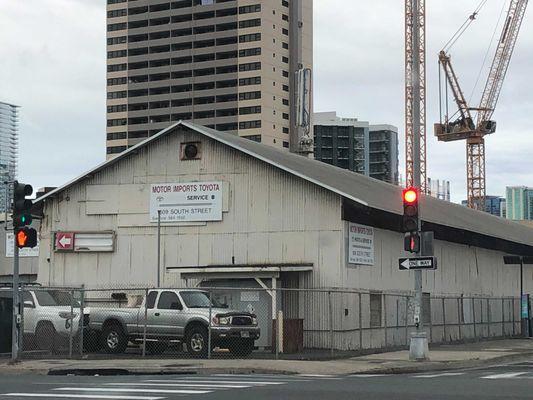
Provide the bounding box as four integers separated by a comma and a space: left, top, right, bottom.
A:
55, 232, 75, 251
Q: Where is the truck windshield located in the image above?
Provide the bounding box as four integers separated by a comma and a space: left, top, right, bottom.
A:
34, 290, 80, 307
181, 291, 222, 308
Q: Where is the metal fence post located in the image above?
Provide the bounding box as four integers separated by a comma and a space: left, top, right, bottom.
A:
442, 297, 446, 342
512, 298, 516, 336
472, 297, 477, 339
359, 292, 363, 350
142, 288, 148, 357
69, 289, 74, 358
328, 291, 333, 356
79, 286, 85, 358
487, 298, 492, 337
275, 289, 279, 360
457, 298, 462, 341
405, 295, 409, 346
502, 297, 505, 336
208, 289, 212, 360
383, 294, 388, 349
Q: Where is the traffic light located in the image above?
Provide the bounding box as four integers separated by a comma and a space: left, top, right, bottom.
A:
404, 232, 421, 253
15, 227, 38, 249
13, 181, 33, 228
402, 187, 419, 233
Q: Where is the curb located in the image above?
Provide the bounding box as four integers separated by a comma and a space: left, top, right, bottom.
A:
1, 351, 533, 377
349, 351, 533, 375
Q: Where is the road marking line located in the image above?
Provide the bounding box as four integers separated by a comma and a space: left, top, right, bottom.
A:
3, 394, 164, 400
481, 372, 529, 379
298, 374, 340, 379
106, 383, 250, 389
412, 373, 465, 378
212, 374, 309, 381
54, 388, 211, 395
349, 374, 388, 377
142, 379, 284, 385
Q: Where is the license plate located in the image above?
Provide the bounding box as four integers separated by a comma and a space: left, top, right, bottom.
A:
241, 331, 250, 338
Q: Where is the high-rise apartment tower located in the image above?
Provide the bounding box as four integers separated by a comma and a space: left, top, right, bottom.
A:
0, 101, 19, 212
106, 0, 312, 157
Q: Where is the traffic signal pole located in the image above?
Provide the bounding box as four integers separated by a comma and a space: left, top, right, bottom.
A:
11, 240, 20, 362
409, 0, 429, 361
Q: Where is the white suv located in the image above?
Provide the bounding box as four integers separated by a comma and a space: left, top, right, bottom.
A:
0, 286, 88, 352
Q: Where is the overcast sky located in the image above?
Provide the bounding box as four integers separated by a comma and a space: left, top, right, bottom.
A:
0, 0, 531, 202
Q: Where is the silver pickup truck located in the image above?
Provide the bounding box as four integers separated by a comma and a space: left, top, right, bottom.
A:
88, 289, 260, 357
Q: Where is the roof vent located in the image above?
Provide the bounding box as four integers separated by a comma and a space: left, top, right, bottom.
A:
180, 142, 202, 160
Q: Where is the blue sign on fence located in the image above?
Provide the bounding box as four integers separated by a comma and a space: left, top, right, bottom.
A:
521, 295, 529, 319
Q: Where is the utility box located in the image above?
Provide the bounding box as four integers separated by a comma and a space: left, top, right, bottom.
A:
0, 293, 12, 354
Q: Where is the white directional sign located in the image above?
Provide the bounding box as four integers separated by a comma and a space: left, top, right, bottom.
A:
150, 182, 223, 223
399, 257, 437, 270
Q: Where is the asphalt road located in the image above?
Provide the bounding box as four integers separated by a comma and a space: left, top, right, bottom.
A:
1, 361, 533, 400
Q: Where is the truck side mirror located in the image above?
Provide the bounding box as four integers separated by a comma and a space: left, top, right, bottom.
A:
23, 300, 35, 308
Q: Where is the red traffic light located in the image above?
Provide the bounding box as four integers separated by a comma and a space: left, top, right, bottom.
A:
403, 188, 418, 204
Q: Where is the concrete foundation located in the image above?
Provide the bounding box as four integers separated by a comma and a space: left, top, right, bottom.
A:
409, 331, 430, 361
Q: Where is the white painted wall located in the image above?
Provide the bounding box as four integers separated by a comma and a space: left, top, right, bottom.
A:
38, 129, 342, 288
37, 127, 533, 299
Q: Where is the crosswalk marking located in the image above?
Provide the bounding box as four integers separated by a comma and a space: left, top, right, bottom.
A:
413, 373, 465, 378
142, 379, 285, 385
4, 394, 163, 400
481, 372, 529, 379
53, 388, 212, 395
107, 383, 250, 389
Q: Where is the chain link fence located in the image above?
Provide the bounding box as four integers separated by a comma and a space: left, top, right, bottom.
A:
12, 285, 521, 360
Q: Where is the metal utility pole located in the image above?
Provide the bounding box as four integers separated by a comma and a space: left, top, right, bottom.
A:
406, 0, 429, 361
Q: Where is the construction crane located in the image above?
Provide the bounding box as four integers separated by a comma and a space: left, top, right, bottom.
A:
435, 0, 528, 210
405, 0, 427, 193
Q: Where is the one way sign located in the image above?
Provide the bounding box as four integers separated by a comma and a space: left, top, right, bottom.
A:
399, 257, 437, 271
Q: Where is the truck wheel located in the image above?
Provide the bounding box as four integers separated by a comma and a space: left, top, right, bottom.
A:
229, 339, 254, 357
101, 323, 127, 354
185, 325, 208, 358
146, 341, 168, 355
35, 322, 57, 352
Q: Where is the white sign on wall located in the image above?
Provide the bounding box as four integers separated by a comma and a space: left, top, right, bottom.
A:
150, 182, 223, 223
5, 233, 39, 258
348, 222, 374, 266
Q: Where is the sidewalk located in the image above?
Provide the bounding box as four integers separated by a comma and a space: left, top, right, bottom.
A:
1, 339, 532, 376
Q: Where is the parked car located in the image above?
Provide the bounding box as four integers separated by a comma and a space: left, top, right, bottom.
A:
88, 289, 260, 357
0, 286, 88, 352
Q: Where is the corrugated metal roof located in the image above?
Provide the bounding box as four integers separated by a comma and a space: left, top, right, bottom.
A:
36, 121, 533, 247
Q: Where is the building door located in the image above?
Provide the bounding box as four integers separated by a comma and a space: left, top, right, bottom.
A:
200, 279, 272, 349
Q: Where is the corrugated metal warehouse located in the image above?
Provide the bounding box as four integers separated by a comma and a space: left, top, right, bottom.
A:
34, 122, 533, 350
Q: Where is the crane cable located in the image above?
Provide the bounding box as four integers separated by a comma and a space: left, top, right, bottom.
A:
468, 0, 509, 105
442, 0, 490, 53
